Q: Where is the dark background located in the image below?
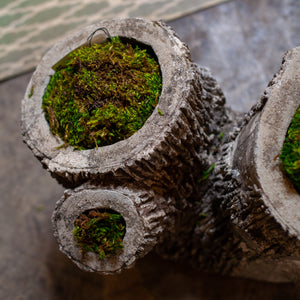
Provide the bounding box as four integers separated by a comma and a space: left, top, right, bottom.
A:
1, 0, 300, 299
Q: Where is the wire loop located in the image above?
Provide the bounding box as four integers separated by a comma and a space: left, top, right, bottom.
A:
87, 27, 111, 46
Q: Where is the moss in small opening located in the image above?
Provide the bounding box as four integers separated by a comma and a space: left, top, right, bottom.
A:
42, 36, 162, 150
73, 209, 126, 260
280, 104, 300, 193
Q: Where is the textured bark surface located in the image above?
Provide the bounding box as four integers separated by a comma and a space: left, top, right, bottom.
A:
4, 3, 300, 298
23, 18, 229, 273
22, 18, 300, 281
53, 187, 174, 274
50, 62, 229, 274
171, 47, 300, 283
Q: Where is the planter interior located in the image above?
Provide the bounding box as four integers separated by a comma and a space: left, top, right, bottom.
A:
21, 18, 193, 177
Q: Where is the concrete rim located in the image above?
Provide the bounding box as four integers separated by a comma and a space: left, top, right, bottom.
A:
21, 18, 193, 174
256, 47, 300, 236
52, 188, 146, 274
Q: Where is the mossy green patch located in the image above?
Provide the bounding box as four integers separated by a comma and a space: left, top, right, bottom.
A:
73, 209, 126, 260
280, 104, 300, 193
197, 163, 215, 183
28, 86, 34, 98
157, 108, 164, 116
42, 36, 162, 149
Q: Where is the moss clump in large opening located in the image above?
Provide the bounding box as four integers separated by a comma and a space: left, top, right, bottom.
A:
73, 209, 126, 259
280, 104, 300, 193
42, 36, 162, 149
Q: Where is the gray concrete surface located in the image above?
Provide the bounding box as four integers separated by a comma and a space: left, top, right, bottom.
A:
1, 0, 300, 299
170, 0, 300, 112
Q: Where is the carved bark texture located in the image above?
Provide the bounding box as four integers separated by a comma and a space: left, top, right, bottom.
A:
22, 18, 228, 274
23, 17, 300, 281
170, 47, 300, 283
53, 187, 175, 274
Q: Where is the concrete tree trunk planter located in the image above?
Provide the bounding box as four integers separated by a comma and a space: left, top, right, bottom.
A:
183, 47, 300, 282
22, 18, 228, 274
21, 17, 300, 281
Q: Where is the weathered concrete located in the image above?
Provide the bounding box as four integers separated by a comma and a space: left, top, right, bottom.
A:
23, 18, 229, 274
4, 2, 300, 298
21, 16, 300, 281
23, 17, 300, 281
230, 46, 300, 281
53, 187, 167, 274
180, 47, 300, 282
21, 18, 224, 187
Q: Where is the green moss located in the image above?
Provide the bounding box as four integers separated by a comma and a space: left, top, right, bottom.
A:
218, 132, 224, 141
280, 105, 300, 193
28, 86, 34, 98
157, 108, 164, 116
42, 36, 162, 150
73, 209, 126, 259
197, 163, 215, 183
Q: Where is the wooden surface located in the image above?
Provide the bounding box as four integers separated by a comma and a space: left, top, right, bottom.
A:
1, 0, 300, 299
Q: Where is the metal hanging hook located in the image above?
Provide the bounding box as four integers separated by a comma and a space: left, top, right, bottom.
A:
87, 27, 111, 46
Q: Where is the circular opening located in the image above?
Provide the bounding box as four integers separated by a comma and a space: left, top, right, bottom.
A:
42, 36, 162, 150
73, 208, 126, 260
280, 104, 300, 193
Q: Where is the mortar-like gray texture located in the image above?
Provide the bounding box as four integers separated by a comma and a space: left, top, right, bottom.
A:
22, 18, 200, 183
22, 17, 300, 281
180, 47, 300, 283
4, 3, 300, 298
23, 18, 229, 274
53, 184, 177, 274
230, 47, 300, 281
53, 188, 150, 274
52, 182, 178, 275
256, 49, 300, 235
